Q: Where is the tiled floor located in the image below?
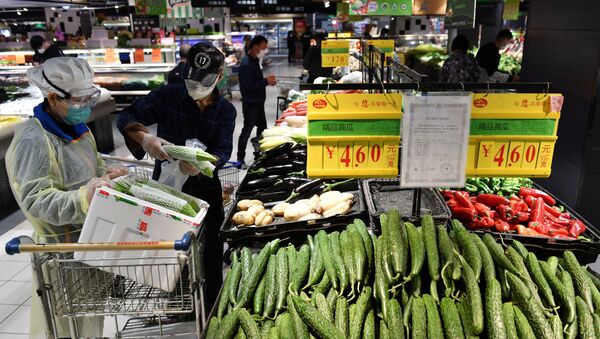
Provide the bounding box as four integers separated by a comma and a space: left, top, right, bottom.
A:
0, 57, 302, 337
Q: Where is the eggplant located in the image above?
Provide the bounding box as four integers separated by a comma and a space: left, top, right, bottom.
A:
259, 142, 294, 160
247, 164, 299, 178
252, 154, 305, 170
287, 179, 325, 202
264, 177, 312, 193
238, 190, 289, 203
239, 175, 283, 193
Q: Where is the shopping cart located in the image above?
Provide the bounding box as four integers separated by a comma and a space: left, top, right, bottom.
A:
5, 232, 205, 339
276, 76, 301, 119
219, 161, 244, 216
101, 154, 155, 180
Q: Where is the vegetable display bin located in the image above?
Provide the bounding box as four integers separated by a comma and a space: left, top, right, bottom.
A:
464, 184, 600, 264
219, 185, 368, 248
362, 178, 451, 232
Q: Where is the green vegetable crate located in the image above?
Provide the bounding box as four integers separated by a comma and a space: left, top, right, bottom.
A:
205, 212, 600, 339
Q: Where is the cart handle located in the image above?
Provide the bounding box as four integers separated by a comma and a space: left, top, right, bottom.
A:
5, 232, 194, 255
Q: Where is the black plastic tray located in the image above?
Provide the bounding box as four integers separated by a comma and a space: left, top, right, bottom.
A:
461, 183, 600, 264
220, 188, 368, 248
362, 178, 451, 231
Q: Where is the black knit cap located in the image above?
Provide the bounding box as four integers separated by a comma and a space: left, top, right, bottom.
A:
182, 42, 224, 86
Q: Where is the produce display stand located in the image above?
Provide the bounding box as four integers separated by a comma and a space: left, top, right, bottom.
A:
4, 232, 205, 339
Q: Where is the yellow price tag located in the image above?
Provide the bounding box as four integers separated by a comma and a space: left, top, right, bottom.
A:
321, 40, 350, 67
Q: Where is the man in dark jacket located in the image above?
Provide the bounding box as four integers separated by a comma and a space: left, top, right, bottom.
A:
167, 43, 191, 84
117, 43, 236, 309
303, 30, 334, 83
30, 35, 64, 65
236, 35, 277, 167
287, 30, 296, 63
476, 29, 515, 82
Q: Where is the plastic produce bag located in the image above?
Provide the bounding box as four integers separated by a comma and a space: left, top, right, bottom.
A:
158, 160, 189, 191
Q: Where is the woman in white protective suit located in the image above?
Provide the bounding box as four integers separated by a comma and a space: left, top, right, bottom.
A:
6, 57, 128, 338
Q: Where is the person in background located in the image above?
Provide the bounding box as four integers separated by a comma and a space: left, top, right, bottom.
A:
439, 34, 480, 83
237, 35, 277, 167
303, 30, 334, 83
301, 28, 313, 59
30, 35, 64, 65
363, 23, 373, 38
118, 43, 236, 309
243, 35, 252, 55
380, 27, 390, 38
287, 30, 296, 63
167, 43, 192, 84
6, 57, 128, 338
476, 29, 517, 82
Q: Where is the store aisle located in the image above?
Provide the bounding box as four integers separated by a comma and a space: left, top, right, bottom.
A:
0, 56, 303, 337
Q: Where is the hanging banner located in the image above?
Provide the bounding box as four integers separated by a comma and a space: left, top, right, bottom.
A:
412, 0, 447, 15
503, 0, 520, 20
349, 0, 411, 16
166, 0, 194, 17
321, 40, 350, 67
445, 0, 476, 28
191, 0, 230, 7
135, 0, 167, 15
401, 94, 472, 188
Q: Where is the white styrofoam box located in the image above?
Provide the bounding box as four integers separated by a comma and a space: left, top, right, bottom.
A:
75, 186, 208, 292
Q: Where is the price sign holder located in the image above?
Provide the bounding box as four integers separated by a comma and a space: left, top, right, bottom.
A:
307, 93, 402, 178
467, 93, 563, 177
321, 40, 350, 67
367, 39, 394, 66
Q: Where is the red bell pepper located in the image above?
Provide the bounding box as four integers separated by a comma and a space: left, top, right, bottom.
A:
469, 216, 495, 230
497, 204, 515, 221
476, 194, 510, 208
494, 218, 511, 232
516, 212, 530, 223
474, 203, 492, 218
569, 220, 586, 238
451, 207, 477, 221
560, 212, 571, 220
454, 191, 475, 209
529, 197, 545, 224
516, 224, 544, 237
519, 187, 556, 206
544, 204, 562, 218
529, 220, 549, 235
524, 195, 535, 208
441, 190, 455, 200
545, 212, 570, 227
447, 199, 458, 209
510, 199, 529, 213
547, 225, 570, 237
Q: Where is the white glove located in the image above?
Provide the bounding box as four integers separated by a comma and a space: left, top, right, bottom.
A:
85, 177, 113, 204
142, 133, 171, 160
104, 164, 129, 179
179, 160, 200, 176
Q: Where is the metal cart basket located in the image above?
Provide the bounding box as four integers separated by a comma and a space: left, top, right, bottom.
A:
219, 161, 243, 216
276, 76, 301, 119
5, 233, 206, 339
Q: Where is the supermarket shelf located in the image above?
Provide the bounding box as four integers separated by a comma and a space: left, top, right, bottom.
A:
0, 48, 175, 56
0, 63, 175, 75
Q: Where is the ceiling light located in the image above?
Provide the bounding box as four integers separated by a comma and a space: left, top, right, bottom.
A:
23, 8, 28, 11
324, 1, 330, 7
84, 6, 88, 9
115, 5, 119, 8
62, 5, 70, 10
50, 7, 56, 10
17, 11, 21, 15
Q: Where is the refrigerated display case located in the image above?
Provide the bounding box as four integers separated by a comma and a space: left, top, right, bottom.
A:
231, 19, 293, 55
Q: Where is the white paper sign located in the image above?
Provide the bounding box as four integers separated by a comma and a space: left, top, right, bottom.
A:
400, 94, 471, 188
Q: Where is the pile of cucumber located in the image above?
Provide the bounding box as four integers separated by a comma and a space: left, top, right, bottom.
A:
206, 209, 600, 339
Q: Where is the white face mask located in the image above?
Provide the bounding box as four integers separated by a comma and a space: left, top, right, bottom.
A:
185, 79, 218, 101
257, 49, 268, 60
37, 48, 46, 54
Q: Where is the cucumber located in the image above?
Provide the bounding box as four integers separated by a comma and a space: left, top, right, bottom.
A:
582, 266, 600, 313
525, 252, 556, 308
423, 294, 443, 339
456, 228, 482, 281
206, 317, 221, 339
276, 313, 294, 339
229, 252, 242, 305
437, 225, 461, 281
513, 305, 535, 339
253, 276, 266, 315
473, 233, 495, 283
329, 231, 348, 293
291, 294, 345, 339
403, 296, 413, 330
576, 296, 596, 339
220, 310, 241, 339
349, 287, 372, 339
363, 309, 376, 339
593, 313, 600, 339
380, 318, 390, 339
314, 272, 332, 296
408, 271, 422, 297
502, 303, 518, 339
540, 261, 575, 324
457, 297, 475, 337
235, 327, 246, 339
287, 294, 309, 339
457, 254, 484, 335
291, 244, 310, 293
440, 297, 464, 339
238, 309, 260, 339
267, 326, 279, 339
340, 231, 357, 293
482, 234, 519, 276
261, 320, 275, 338
411, 296, 426, 339
422, 215, 440, 281
317, 230, 340, 291
263, 254, 277, 318
381, 232, 397, 284
485, 279, 506, 339
587, 269, 600, 292
236, 239, 279, 309
506, 246, 544, 308
385, 210, 406, 277
386, 298, 405, 339
497, 267, 510, 300
286, 244, 297, 279
218, 266, 234, 318
315, 292, 334, 323
305, 236, 325, 289
511, 239, 528, 258
547, 256, 559, 275
307, 234, 316, 254
275, 248, 289, 314
405, 222, 425, 279
559, 270, 577, 324
373, 235, 389, 319
565, 316, 577, 339
238, 248, 252, 301
326, 289, 337, 315
347, 224, 367, 286
564, 251, 593, 312
353, 219, 374, 285
550, 315, 564, 339
335, 296, 349, 337
507, 273, 554, 339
